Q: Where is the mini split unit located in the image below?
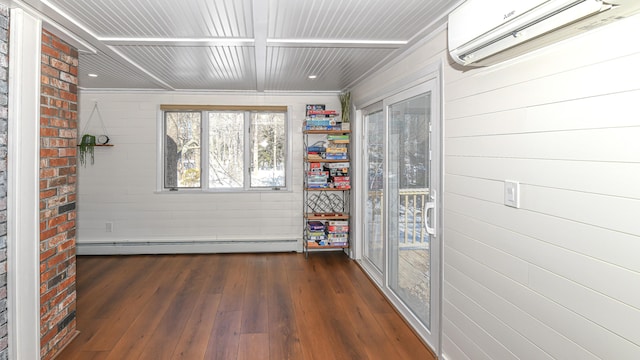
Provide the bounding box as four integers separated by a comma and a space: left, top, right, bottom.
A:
448, 0, 640, 66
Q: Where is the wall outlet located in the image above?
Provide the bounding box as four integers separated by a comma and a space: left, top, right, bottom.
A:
504, 180, 520, 208
105, 221, 114, 232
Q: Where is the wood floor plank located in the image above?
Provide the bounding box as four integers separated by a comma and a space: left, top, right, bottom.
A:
217, 254, 248, 312
267, 254, 304, 360
301, 254, 370, 360
288, 261, 347, 360
237, 333, 270, 360
376, 312, 436, 360
329, 256, 410, 359
170, 294, 222, 359
241, 254, 269, 334
204, 310, 242, 360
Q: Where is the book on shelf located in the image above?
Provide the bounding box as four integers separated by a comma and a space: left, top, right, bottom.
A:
306, 104, 325, 116
327, 225, 349, 233
325, 162, 349, 168
327, 220, 348, 226
307, 109, 338, 116
327, 134, 350, 141
307, 221, 325, 231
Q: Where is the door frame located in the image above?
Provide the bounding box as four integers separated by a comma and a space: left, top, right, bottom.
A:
7, 8, 42, 360
355, 63, 443, 355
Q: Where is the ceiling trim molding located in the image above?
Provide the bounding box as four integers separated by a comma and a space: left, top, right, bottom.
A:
160, 104, 288, 111
266, 39, 406, 49
79, 88, 342, 96
100, 37, 255, 47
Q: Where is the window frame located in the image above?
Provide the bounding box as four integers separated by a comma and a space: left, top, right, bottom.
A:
158, 105, 291, 193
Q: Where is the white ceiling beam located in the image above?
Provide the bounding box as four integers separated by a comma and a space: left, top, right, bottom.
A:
252, 0, 268, 92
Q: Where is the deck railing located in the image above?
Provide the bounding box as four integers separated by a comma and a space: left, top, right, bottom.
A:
367, 188, 430, 248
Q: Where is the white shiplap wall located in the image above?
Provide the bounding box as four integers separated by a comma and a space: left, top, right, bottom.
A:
351, 13, 640, 360
76, 91, 340, 254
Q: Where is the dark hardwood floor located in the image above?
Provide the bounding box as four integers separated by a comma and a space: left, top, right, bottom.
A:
57, 252, 435, 360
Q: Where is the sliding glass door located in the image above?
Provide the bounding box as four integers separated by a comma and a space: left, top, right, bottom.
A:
360, 79, 440, 350
388, 91, 432, 329
363, 106, 384, 276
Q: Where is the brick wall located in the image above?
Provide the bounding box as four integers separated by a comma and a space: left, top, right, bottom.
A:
40, 29, 78, 359
0, 5, 8, 360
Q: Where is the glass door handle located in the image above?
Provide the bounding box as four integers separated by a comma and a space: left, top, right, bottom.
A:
423, 190, 436, 236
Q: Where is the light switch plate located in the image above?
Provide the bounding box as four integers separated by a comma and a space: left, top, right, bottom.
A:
504, 180, 520, 208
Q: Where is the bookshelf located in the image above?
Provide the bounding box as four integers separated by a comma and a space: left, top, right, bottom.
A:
303, 104, 350, 258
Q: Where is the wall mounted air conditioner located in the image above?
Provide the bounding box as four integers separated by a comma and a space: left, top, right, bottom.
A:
448, 0, 640, 66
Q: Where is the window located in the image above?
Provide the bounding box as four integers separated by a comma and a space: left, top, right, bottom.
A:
162, 105, 288, 191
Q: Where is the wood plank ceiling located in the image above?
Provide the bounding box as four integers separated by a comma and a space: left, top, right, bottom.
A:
17, 0, 462, 92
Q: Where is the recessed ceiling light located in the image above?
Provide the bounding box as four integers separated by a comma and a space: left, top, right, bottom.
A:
308, 75, 317, 79
88, 73, 98, 77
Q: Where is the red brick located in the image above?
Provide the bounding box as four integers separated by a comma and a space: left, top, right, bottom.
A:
58, 220, 75, 233
58, 277, 75, 292
50, 118, 69, 129
40, 189, 57, 200
50, 58, 70, 72
49, 138, 69, 148
40, 128, 58, 137
42, 107, 59, 117
58, 129, 76, 139
59, 166, 75, 176
40, 228, 57, 242
41, 64, 59, 78
51, 78, 70, 91
46, 252, 66, 269
42, 86, 57, 97
41, 168, 57, 179
58, 147, 76, 157
52, 38, 70, 54
49, 158, 68, 167
47, 233, 67, 248
40, 248, 56, 262
41, 32, 51, 44
40, 148, 58, 158
60, 72, 77, 85
58, 239, 75, 251
40, 328, 57, 347
59, 91, 77, 102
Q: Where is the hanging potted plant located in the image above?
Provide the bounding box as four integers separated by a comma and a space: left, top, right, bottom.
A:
79, 134, 96, 166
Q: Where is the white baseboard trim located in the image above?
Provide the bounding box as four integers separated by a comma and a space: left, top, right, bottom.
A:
77, 239, 301, 255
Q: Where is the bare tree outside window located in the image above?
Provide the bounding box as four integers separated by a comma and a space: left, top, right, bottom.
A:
250, 112, 286, 188
209, 112, 244, 188
164, 111, 201, 188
